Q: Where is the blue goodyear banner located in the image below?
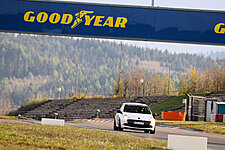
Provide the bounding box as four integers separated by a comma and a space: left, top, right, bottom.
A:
0, 0, 225, 45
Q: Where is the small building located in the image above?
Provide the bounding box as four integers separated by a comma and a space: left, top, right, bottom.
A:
186, 92, 225, 122
217, 102, 225, 114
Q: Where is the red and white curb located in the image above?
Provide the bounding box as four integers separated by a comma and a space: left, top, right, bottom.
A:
88, 120, 113, 123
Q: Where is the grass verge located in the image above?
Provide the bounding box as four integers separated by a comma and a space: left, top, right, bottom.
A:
151, 95, 187, 114
151, 93, 210, 114
0, 116, 19, 120
0, 123, 167, 150
0, 116, 33, 120
157, 120, 225, 135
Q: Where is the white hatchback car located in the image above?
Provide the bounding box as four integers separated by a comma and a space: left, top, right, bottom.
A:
114, 103, 156, 134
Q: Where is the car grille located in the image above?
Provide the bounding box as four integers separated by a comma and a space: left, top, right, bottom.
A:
124, 119, 152, 128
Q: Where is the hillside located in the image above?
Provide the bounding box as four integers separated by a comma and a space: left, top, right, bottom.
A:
0, 33, 216, 106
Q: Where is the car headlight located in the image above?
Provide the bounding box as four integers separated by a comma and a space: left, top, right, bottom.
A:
149, 116, 153, 121
124, 115, 129, 121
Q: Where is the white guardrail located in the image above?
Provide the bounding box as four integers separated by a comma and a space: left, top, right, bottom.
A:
168, 135, 207, 150
41, 118, 65, 126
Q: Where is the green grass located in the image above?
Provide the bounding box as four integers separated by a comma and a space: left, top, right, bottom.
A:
0, 116, 33, 120
151, 95, 187, 114
151, 93, 211, 114
0, 123, 167, 150
157, 120, 225, 135
0, 116, 19, 120
192, 92, 211, 97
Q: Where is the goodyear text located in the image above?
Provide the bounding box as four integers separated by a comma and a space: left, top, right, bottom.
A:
215, 23, 225, 34
24, 10, 128, 29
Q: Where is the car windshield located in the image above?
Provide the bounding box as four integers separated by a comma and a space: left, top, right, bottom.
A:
123, 105, 151, 114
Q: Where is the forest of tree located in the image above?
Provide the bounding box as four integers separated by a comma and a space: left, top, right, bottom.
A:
0, 32, 224, 113
178, 66, 225, 95
114, 66, 225, 98
114, 69, 175, 97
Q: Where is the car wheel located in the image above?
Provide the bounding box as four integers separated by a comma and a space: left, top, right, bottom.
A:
150, 128, 155, 134
113, 118, 118, 130
144, 130, 149, 133
118, 119, 123, 131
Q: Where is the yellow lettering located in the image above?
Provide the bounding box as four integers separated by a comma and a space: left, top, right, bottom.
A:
61, 14, 73, 24
115, 17, 127, 28
36, 12, 48, 23
24, 11, 35, 22
85, 15, 95, 26
24, 10, 128, 29
94, 16, 104, 26
103, 17, 114, 27
215, 23, 225, 34
49, 13, 61, 24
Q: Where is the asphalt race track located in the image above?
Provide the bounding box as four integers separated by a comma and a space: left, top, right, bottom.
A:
66, 121, 225, 150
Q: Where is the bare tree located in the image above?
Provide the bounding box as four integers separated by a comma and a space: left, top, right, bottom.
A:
0, 97, 13, 115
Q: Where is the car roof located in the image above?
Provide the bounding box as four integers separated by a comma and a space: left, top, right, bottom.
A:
123, 103, 148, 107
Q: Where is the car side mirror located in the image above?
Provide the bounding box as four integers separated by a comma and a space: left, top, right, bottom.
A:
117, 110, 122, 114
153, 113, 158, 118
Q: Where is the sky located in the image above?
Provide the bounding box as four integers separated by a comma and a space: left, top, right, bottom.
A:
60, 0, 225, 11
57, 0, 225, 54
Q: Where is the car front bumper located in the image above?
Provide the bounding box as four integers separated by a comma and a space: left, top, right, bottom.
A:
122, 119, 155, 130
123, 125, 154, 131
